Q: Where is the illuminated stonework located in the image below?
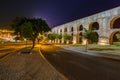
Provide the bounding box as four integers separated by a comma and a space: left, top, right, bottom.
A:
52, 6, 120, 45
0, 29, 15, 39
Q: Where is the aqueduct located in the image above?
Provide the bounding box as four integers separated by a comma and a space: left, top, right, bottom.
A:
52, 6, 120, 45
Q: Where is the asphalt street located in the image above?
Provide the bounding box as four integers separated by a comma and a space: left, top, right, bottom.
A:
40, 45, 120, 80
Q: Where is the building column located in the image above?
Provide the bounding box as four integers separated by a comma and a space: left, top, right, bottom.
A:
98, 37, 109, 45
72, 25, 77, 44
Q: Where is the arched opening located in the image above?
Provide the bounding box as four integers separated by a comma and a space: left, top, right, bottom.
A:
78, 25, 83, 31
71, 33, 73, 39
60, 29, 62, 33
71, 27, 74, 32
64, 28, 67, 32
110, 16, 120, 29
89, 22, 99, 30
78, 32, 83, 44
109, 31, 120, 44
79, 32, 82, 36
70, 33, 73, 44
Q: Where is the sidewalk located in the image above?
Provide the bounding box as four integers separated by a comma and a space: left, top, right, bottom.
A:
0, 47, 67, 80
62, 46, 120, 61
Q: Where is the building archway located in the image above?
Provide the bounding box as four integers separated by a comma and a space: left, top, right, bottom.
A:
78, 25, 83, 31
110, 16, 120, 29
71, 27, 74, 32
64, 27, 67, 35
109, 31, 120, 44
64, 27, 67, 32
78, 32, 83, 44
89, 22, 99, 30
60, 29, 62, 32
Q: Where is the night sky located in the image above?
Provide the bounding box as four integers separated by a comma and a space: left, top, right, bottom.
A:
0, 0, 120, 28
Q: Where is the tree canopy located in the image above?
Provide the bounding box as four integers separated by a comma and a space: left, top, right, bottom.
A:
64, 34, 71, 41
83, 28, 98, 43
83, 28, 98, 51
116, 33, 120, 42
11, 16, 51, 48
20, 22, 33, 39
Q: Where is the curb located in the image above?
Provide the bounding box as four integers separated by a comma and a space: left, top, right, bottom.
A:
62, 47, 120, 61
38, 45, 68, 80
0, 46, 29, 60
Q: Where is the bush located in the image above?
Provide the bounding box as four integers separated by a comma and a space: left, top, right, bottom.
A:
113, 42, 120, 47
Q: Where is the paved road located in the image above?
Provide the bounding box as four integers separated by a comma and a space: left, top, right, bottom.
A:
40, 45, 120, 80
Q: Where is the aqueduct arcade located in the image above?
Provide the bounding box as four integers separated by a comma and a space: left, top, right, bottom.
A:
52, 6, 120, 45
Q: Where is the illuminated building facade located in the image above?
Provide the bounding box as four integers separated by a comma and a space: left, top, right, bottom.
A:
52, 6, 120, 45
0, 29, 15, 40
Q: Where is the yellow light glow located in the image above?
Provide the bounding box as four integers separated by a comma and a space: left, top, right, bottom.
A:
98, 38, 109, 45
82, 39, 87, 45
73, 40, 76, 44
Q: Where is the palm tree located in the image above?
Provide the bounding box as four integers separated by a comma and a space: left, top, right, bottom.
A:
83, 28, 97, 51
64, 34, 72, 44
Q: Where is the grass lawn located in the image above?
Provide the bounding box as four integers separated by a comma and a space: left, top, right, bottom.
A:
70, 44, 120, 55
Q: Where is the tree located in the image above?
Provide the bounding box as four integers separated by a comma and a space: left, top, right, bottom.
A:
11, 16, 27, 39
20, 22, 33, 48
64, 34, 72, 44
11, 17, 51, 49
116, 33, 120, 41
55, 34, 62, 43
47, 33, 56, 41
37, 33, 44, 44
20, 22, 33, 39
28, 18, 51, 48
56, 34, 62, 40
83, 28, 97, 51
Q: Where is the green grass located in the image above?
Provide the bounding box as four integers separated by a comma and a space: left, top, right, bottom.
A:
72, 44, 120, 51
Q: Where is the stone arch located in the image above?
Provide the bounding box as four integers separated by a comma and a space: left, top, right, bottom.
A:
78, 32, 83, 44
60, 29, 62, 34
78, 25, 83, 31
69, 33, 73, 44
79, 32, 83, 36
89, 22, 99, 30
64, 27, 67, 32
110, 16, 120, 29
94, 32, 99, 43
71, 27, 74, 32
109, 31, 120, 44
60, 29, 62, 32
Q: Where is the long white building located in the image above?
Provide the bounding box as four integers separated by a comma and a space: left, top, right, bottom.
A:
52, 6, 120, 45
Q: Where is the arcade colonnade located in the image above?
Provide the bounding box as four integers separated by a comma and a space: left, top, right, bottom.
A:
52, 6, 120, 45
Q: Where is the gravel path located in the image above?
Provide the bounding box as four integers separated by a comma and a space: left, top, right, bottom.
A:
0, 47, 67, 80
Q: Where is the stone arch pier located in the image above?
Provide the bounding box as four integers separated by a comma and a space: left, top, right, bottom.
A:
52, 6, 120, 45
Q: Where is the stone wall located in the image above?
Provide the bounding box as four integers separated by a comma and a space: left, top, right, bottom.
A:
52, 6, 120, 45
